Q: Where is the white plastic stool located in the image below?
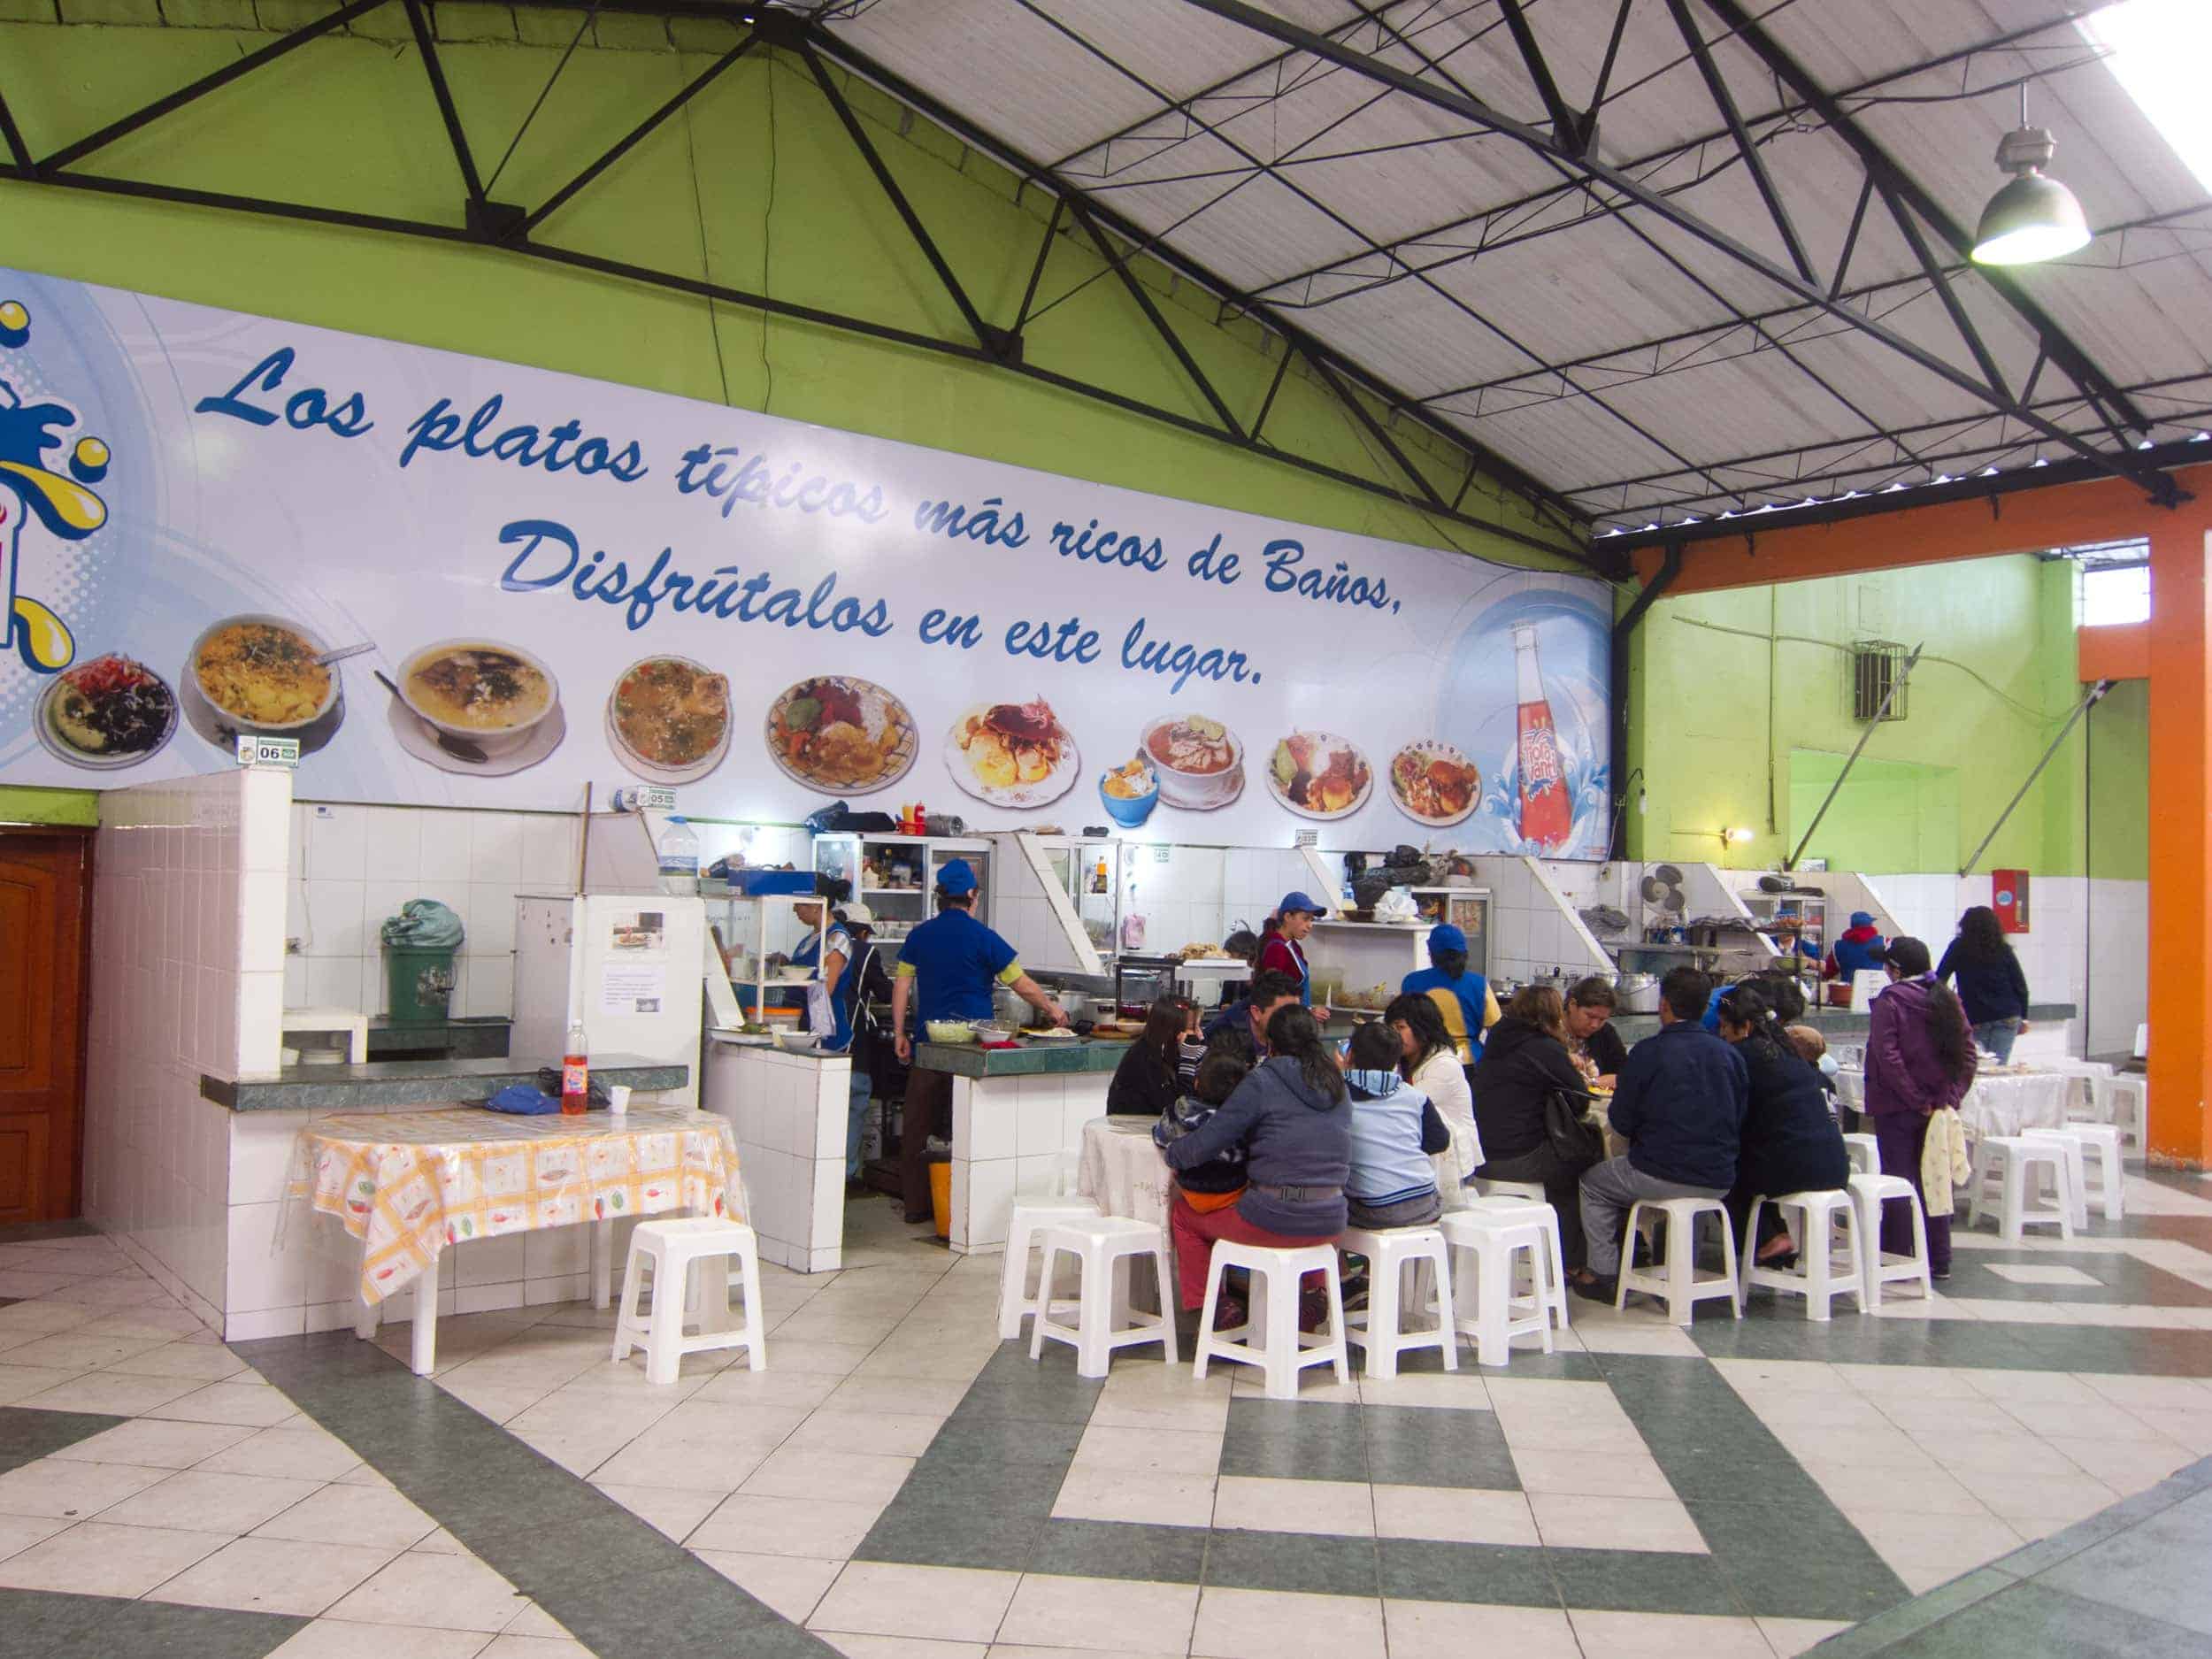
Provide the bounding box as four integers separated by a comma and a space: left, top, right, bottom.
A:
1966, 1135, 2076, 1243
1459, 1195, 1571, 1333
1440, 1210, 1554, 1366
1742, 1189, 1866, 1320
1339, 1225, 1456, 1380
1194, 1240, 1348, 1399
2025, 1125, 2124, 1225
1847, 1172, 1932, 1308
1027, 1216, 1176, 1379
1471, 1178, 1548, 1203
612, 1217, 764, 1384
1842, 1133, 1880, 1176
1616, 1196, 1740, 1325
997, 1149, 1103, 1340
2098, 1076, 2147, 1154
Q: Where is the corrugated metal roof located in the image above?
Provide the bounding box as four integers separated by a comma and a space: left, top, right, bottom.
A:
810, 0, 2212, 535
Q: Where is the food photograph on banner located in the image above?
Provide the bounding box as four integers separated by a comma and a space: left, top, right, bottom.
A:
0, 268, 1611, 857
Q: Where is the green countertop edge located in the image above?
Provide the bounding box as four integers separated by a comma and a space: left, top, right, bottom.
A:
1609, 1001, 2078, 1044
910, 1041, 1130, 1079
202, 1055, 690, 1113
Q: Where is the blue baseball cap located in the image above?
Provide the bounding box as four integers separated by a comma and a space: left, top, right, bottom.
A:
1428, 922, 1468, 954
1278, 890, 1323, 917
936, 858, 979, 896
1848, 911, 1875, 928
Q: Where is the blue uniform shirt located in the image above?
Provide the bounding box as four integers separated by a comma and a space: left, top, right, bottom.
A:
895, 908, 1020, 1025
1401, 965, 1492, 1057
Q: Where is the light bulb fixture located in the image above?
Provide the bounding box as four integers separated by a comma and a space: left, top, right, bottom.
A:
1971, 92, 2091, 265
1719, 826, 1756, 847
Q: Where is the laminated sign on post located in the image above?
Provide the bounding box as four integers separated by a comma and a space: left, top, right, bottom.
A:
235, 734, 300, 768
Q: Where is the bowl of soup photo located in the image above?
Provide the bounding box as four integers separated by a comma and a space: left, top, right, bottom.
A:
1140, 712, 1245, 810
397, 639, 560, 755
187, 615, 342, 734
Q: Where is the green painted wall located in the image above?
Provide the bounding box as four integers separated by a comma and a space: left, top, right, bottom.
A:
1626, 553, 2134, 877
2085, 677, 2149, 881
0, 13, 1575, 571
0, 786, 99, 825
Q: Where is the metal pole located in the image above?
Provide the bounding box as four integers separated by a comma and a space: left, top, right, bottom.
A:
1958, 679, 2115, 876
1784, 642, 1922, 872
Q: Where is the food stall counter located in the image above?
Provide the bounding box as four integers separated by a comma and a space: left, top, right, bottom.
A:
909, 1037, 1129, 1256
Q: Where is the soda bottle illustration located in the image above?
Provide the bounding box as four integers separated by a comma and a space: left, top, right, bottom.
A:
0, 301, 111, 674
1511, 623, 1573, 852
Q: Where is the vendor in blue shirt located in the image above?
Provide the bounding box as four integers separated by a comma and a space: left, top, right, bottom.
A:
889, 859, 1067, 1222
1400, 922, 1500, 1063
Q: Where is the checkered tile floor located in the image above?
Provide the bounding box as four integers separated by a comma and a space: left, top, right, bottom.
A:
5, 1167, 2212, 1658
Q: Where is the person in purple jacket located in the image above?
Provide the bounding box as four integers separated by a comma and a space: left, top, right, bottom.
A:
1863, 936, 1977, 1279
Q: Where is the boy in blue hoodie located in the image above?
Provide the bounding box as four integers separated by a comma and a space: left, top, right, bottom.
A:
1342, 1019, 1453, 1229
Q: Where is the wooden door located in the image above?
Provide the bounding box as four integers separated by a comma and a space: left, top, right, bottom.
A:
0, 832, 91, 1225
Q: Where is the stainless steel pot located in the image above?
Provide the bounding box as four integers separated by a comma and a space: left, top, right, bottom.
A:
1617, 972, 1662, 1013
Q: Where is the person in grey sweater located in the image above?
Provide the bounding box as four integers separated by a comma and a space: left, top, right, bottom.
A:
1159, 1003, 1351, 1314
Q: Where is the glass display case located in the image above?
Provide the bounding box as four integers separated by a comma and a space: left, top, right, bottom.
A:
1034, 836, 1125, 959
1409, 887, 1493, 967
810, 833, 993, 956
707, 892, 827, 1025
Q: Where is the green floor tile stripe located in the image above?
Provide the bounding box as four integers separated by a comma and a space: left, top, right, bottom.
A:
0, 1586, 306, 1659
0, 1405, 127, 1476
1592, 1351, 1911, 1623
232, 1332, 842, 1659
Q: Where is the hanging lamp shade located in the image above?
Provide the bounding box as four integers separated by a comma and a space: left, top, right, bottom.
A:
1971, 127, 2092, 265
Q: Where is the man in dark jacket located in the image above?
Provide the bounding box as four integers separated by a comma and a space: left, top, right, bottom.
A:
1573, 966, 1749, 1300
1199, 971, 1304, 1067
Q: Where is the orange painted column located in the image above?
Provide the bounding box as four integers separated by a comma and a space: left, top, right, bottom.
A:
2147, 510, 2212, 1167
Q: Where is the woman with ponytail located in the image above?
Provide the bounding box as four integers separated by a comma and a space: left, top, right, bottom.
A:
1864, 936, 1977, 1280
1715, 983, 1849, 1265
1157, 1003, 1351, 1323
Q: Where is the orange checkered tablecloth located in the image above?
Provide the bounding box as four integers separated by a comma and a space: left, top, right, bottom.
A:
289, 1105, 743, 1304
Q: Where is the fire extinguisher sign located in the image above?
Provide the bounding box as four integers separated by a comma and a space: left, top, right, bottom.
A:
1993, 869, 2030, 934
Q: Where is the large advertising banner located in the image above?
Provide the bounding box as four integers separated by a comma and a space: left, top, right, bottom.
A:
0, 269, 1613, 856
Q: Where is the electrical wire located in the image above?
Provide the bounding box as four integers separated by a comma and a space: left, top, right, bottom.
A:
760, 51, 778, 415
682, 95, 733, 409
1664, 612, 2071, 723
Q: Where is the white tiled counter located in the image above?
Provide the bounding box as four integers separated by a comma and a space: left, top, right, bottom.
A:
912, 1042, 1123, 1256
703, 1038, 851, 1273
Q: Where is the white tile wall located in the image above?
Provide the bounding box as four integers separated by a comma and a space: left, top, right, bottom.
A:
82, 768, 292, 1315
703, 1043, 853, 1272
1856, 872, 2145, 1060
286, 803, 579, 1022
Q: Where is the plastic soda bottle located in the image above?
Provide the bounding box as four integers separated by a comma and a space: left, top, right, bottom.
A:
1511, 623, 1574, 852
562, 1019, 589, 1116
656, 815, 701, 896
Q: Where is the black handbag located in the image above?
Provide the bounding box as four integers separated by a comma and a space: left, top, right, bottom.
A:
1542, 1087, 1603, 1165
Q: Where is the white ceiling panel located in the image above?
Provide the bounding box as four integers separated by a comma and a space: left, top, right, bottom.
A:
814, 0, 2212, 535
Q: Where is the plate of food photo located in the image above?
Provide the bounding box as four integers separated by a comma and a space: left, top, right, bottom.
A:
947, 696, 1078, 807
182, 613, 347, 757
1140, 712, 1243, 810
36, 651, 177, 769
765, 675, 918, 795
1265, 731, 1372, 820
607, 656, 731, 784
1389, 739, 1482, 827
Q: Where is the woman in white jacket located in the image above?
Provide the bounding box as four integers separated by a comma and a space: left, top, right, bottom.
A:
1386, 993, 1480, 1193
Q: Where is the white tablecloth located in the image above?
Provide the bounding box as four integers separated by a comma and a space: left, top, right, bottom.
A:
1079, 1118, 1174, 1239
1834, 1067, 2075, 1139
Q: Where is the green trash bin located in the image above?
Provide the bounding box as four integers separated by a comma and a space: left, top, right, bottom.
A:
385, 946, 458, 1026
380, 900, 465, 1026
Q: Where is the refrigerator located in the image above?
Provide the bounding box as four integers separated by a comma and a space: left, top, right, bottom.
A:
512, 893, 706, 1107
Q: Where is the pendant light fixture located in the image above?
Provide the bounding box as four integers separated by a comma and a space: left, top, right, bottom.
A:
1971, 86, 2092, 265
